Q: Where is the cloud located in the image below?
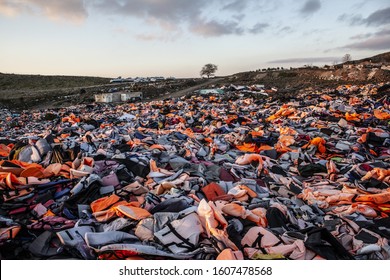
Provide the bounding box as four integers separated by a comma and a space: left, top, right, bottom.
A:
337, 13, 363, 25
278, 26, 293, 35
365, 6, 390, 26
222, 0, 247, 12
249, 23, 269, 34
341, 32, 390, 51
0, 0, 252, 38
93, 0, 251, 38
0, 0, 282, 39
376, 28, 390, 36
0, 0, 23, 17
350, 33, 372, 40
232, 13, 245, 21
268, 56, 340, 64
341, 28, 390, 51
342, 35, 390, 51
350, 28, 390, 40
93, 0, 207, 30
0, 0, 87, 24
135, 33, 178, 42
190, 19, 244, 37
338, 6, 390, 27
299, 0, 321, 15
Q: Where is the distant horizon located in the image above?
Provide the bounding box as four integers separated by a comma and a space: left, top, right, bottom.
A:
1, 0, 389, 78
0, 49, 386, 79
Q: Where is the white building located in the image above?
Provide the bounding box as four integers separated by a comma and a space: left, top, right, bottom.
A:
95, 91, 143, 103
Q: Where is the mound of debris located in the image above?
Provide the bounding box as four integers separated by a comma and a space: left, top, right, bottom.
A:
0, 82, 389, 260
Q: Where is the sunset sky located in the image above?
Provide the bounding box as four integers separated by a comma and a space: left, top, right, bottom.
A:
1, 0, 389, 78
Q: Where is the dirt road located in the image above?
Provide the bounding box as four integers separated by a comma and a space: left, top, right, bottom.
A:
152, 77, 225, 100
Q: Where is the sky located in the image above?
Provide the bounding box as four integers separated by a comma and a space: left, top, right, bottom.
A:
0, 0, 389, 78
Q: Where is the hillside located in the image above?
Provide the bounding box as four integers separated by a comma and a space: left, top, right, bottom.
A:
228, 51, 390, 88
0, 73, 111, 91
353, 51, 390, 64
0, 74, 205, 110
0, 51, 389, 110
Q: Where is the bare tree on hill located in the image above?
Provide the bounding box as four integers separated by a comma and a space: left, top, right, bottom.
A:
342, 54, 352, 63
200, 63, 218, 78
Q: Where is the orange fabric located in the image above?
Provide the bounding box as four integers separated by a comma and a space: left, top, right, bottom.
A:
182, 128, 195, 138
266, 105, 296, 122
92, 208, 118, 222
20, 167, 45, 179
43, 163, 62, 177
279, 127, 297, 135
202, 182, 226, 201
115, 205, 151, 220
275, 142, 292, 154
82, 157, 94, 167
98, 251, 140, 260
278, 135, 295, 147
197, 200, 221, 237
149, 144, 165, 150
345, 112, 360, 121
355, 192, 390, 205
43, 210, 56, 217
250, 130, 264, 137
208, 202, 229, 229
358, 127, 388, 144
0, 225, 21, 241
347, 204, 378, 218
235, 153, 263, 165
58, 162, 72, 178
326, 193, 356, 204
361, 168, 390, 181
217, 248, 244, 260
222, 203, 260, 224
0, 172, 21, 189
302, 137, 326, 154
0, 144, 11, 157
210, 227, 239, 251
61, 113, 80, 123
156, 182, 175, 195
236, 143, 260, 153
226, 116, 238, 125
342, 90, 356, 101
369, 149, 378, 156
149, 159, 159, 172
321, 94, 332, 101
258, 144, 274, 151
92, 201, 138, 222
374, 109, 390, 120
239, 185, 258, 198
250, 208, 268, 227
91, 194, 122, 213
222, 203, 245, 216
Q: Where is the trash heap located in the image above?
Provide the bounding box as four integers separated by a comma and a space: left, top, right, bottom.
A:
0, 82, 389, 260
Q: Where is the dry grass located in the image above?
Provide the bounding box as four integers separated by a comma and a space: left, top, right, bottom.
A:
0, 73, 110, 91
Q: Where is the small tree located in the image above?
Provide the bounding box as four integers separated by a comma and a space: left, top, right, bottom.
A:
342, 54, 352, 63
200, 63, 218, 78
